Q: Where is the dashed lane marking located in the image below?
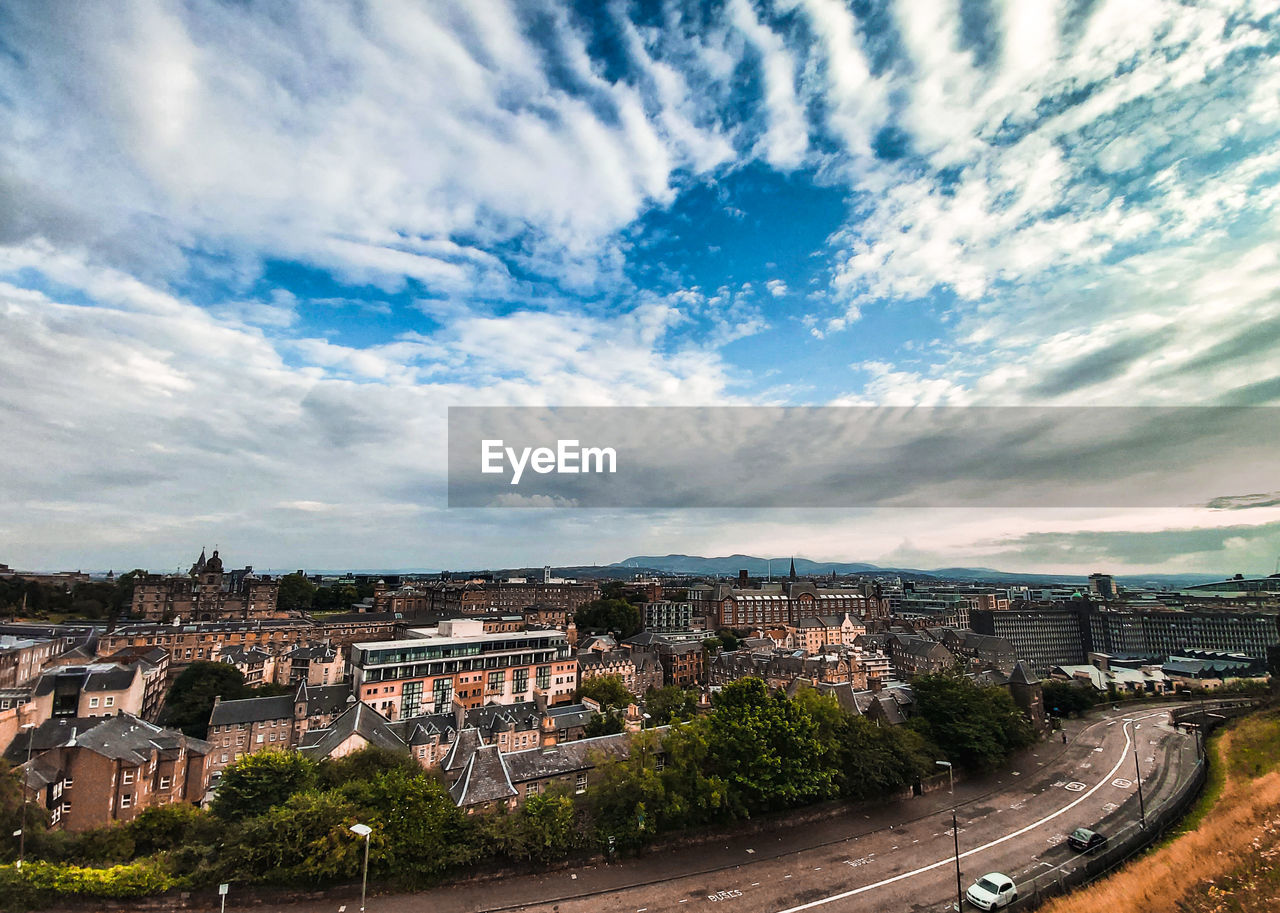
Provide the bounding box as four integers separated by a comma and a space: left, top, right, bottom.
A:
771, 711, 1166, 913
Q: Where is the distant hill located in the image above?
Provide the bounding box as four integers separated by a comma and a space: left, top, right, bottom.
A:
609, 554, 1224, 589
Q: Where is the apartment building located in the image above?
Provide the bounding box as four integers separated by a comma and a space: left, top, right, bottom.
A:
350, 619, 577, 720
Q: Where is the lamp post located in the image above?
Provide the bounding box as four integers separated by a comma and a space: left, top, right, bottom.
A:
17, 721, 35, 870
1132, 726, 1147, 829
951, 810, 963, 913
349, 823, 372, 913
936, 760, 954, 797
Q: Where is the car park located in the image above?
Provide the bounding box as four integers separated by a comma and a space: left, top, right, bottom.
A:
966, 873, 1018, 910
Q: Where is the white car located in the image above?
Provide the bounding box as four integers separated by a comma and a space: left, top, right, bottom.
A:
966, 872, 1018, 910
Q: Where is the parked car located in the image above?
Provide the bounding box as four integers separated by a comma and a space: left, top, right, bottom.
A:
1068, 827, 1107, 853
966, 873, 1018, 910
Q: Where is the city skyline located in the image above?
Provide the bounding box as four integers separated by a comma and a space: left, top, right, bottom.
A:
3, 1, 1279, 573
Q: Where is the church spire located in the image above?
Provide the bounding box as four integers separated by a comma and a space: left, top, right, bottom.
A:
789, 557, 797, 581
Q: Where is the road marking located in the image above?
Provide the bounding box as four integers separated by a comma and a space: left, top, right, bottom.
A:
1064, 782, 1086, 791
1113, 778, 1132, 788
752, 882, 761, 887
772, 712, 1163, 913
746, 848, 755, 854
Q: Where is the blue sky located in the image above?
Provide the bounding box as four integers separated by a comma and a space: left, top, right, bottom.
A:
2, 0, 1280, 574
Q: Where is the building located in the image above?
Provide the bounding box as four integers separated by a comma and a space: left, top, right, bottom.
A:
886, 635, 957, 677
131, 549, 281, 622
971, 604, 1092, 676
643, 601, 695, 632
0, 635, 70, 689
924, 628, 1019, 674
10, 714, 211, 832
709, 648, 867, 692
98, 615, 398, 679
689, 577, 887, 629
350, 619, 577, 720
1089, 573, 1119, 600
578, 650, 641, 696
785, 614, 867, 654
205, 682, 352, 779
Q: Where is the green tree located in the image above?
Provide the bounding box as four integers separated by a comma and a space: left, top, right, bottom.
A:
585, 732, 667, 850
159, 662, 252, 738
276, 573, 316, 612
316, 745, 422, 790
338, 768, 479, 884
213, 750, 318, 822
585, 711, 625, 737
714, 629, 741, 652
574, 598, 642, 638
126, 803, 224, 857
644, 685, 698, 724
221, 789, 364, 882
487, 786, 582, 864
576, 675, 633, 708
1043, 681, 1099, 718
703, 678, 834, 815
909, 674, 1036, 772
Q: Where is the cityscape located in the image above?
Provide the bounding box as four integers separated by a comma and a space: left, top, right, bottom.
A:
3, 1, 1280, 912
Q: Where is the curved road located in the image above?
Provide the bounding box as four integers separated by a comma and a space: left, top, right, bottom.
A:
294, 705, 1199, 913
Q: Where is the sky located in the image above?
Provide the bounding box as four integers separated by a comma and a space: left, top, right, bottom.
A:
2, 0, 1280, 576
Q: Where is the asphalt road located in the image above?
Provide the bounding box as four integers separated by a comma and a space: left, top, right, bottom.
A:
295, 704, 1200, 913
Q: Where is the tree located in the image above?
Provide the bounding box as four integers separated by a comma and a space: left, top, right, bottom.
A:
159, 662, 252, 738
213, 750, 318, 822
644, 685, 698, 725
585, 711, 625, 737
1043, 681, 1099, 718
715, 629, 741, 652
702, 678, 834, 815
576, 675, 632, 708
574, 599, 642, 639
316, 745, 422, 790
276, 573, 316, 612
909, 674, 1036, 772
338, 768, 479, 884
487, 786, 582, 864
221, 789, 364, 882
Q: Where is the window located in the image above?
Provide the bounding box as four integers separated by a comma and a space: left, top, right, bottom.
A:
64, 777, 73, 788
159, 776, 170, 790
575, 773, 587, 794
487, 669, 505, 692
120, 794, 132, 808
537, 666, 551, 690
105, 696, 114, 707
122, 770, 134, 785
256, 733, 264, 743
513, 668, 529, 694
89, 697, 100, 709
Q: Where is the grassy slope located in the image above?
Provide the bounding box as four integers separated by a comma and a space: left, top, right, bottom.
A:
1040, 707, 1280, 913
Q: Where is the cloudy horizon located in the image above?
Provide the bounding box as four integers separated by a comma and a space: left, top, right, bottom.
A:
3, 0, 1279, 577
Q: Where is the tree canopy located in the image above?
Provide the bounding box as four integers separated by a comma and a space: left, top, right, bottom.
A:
574, 598, 642, 638
159, 662, 254, 738
908, 673, 1036, 771
576, 674, 633, 709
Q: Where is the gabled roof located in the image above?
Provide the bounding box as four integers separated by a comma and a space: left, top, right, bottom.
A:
448, 744, 517, 807
69, 713, 210, 764
1009, 662, 1039, 686
297, 702, 406, 759
441, 727, 486, 772
209, 694, 294, 727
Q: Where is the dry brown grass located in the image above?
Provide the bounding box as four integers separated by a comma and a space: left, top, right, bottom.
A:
1039, 716, 1280, 913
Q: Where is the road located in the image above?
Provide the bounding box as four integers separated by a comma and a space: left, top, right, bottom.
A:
291, 704, 1200, 913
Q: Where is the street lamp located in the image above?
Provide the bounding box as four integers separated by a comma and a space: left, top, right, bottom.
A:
349, 823, 373, 913
936, 760, 954, 796
1132, 725, 1146, 829
17, 721, 35, 870
951, 810, 963, 913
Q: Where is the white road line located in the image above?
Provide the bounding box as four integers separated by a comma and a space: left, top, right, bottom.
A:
772, 711, 1168, 913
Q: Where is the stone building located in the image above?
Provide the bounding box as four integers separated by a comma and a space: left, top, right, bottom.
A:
132, 549, 281, 622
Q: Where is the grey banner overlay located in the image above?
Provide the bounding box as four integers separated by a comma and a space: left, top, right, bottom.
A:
447, 406, 1278, 508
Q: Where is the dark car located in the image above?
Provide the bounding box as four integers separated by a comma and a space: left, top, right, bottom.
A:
1068, 827, 1107, 853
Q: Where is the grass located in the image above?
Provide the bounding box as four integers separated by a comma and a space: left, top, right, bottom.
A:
1039, 706, 1280, 913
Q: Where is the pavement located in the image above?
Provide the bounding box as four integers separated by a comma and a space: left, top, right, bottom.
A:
269, 703, 1201, 913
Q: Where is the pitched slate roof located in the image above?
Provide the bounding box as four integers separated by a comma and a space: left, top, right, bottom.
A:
448, 744, 517, 807
1009, 662, 1040, 686
297, 702, 406, 759
501, 730, 639, 783
209, 693, 294, 727
72, 713, 210, 764
441, 727, 486, 772
3, 717, 105, 764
